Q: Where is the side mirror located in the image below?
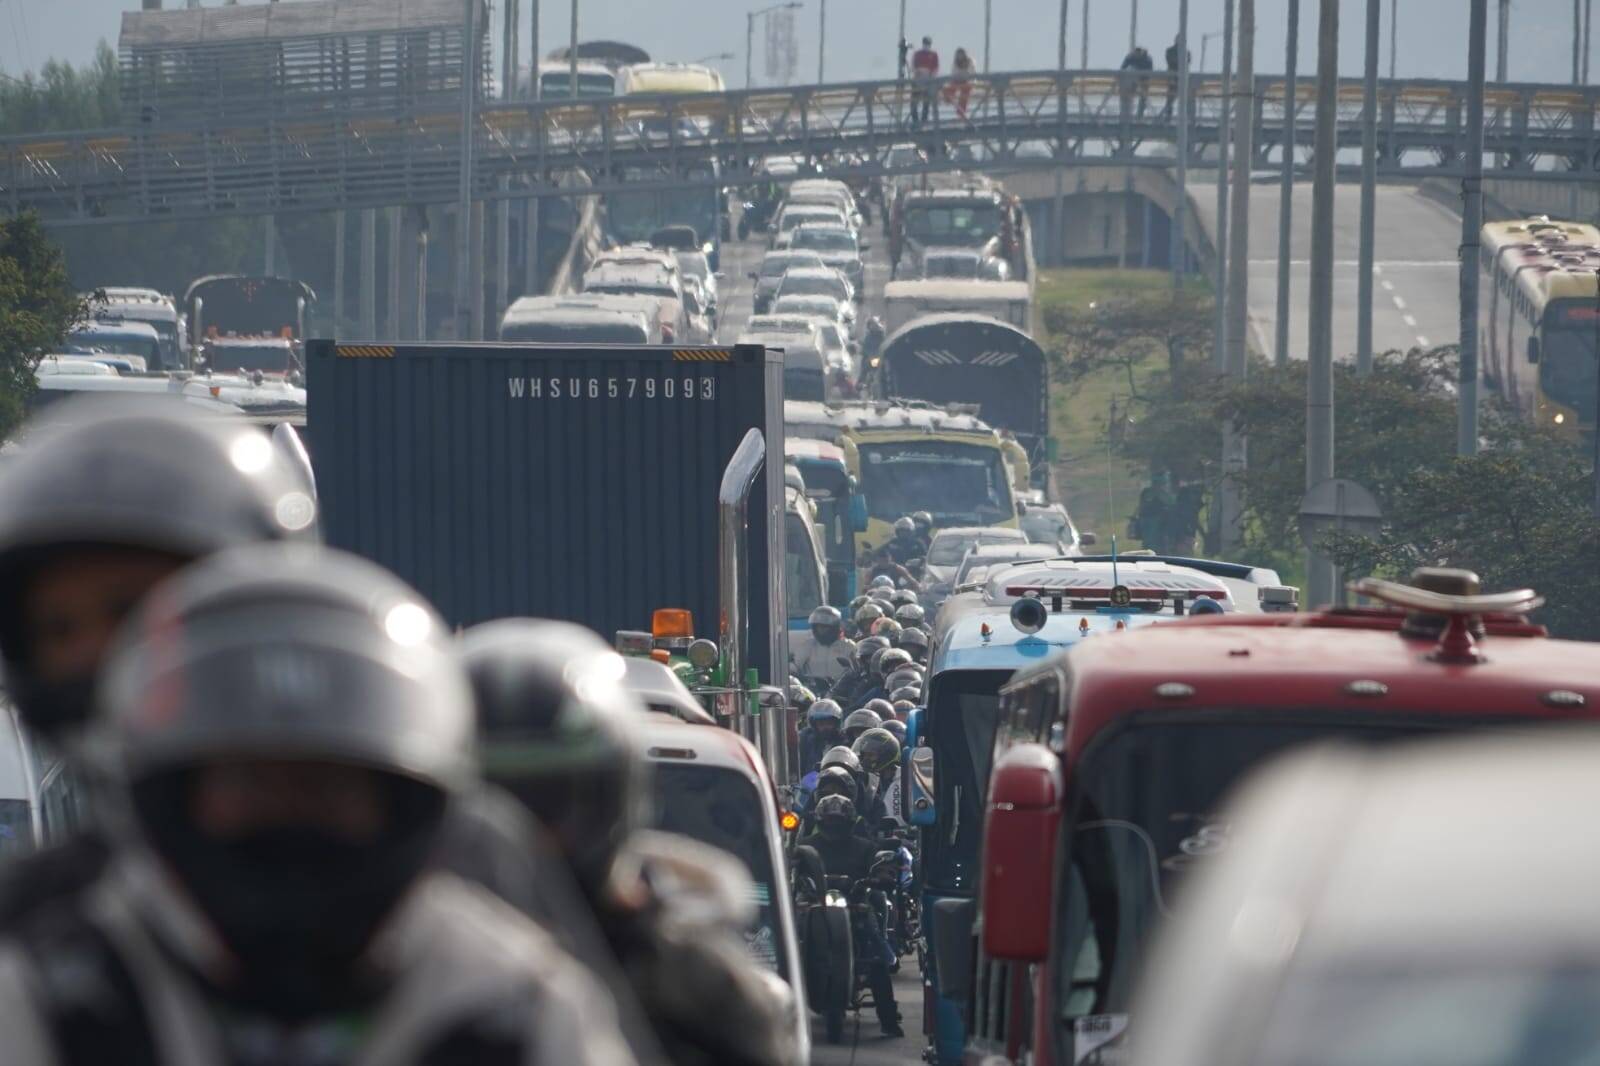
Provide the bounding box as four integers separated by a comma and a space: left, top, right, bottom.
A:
1079, 531, 1098, 547
1527, 336, 1540, 364
1016, 501, 1027, 517
980, 743, 1063, 963
902, 744, 936, 826
851, 496, 870, 533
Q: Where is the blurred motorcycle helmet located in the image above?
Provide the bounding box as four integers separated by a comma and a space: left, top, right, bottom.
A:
851, 727, 901, 774
890, 590, 918, 609
813, 765, 857, 802
894, 603, 927, 628
458, 618, 647, 895
882, 719, 909, 746
890, 686, 923, 707
885, 668, 923, 695
855, 635, 891, 669
897, 627, 930, 662
843, 708, 884, 745
854, 602, 886, 632
876, 648, 914, 679
807, 698, 845, 726
869, 574, 896, 591
94, 545, 464, 1021
893, 516, 917, 541
862, 698, 896, 720
871, 617, 903, 643
820, 745, 863, 776
809, 604, 844, 646
814, 793, 857, 838
911, 511, 934, 535
848, 595, 871, 613
0, 399, 321, 739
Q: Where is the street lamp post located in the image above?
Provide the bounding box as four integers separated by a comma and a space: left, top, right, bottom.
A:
818, 0, 826, 83
746, 2, 802, 89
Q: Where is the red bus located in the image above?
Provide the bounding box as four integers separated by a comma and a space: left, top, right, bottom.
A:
965, 569, 1600, 1066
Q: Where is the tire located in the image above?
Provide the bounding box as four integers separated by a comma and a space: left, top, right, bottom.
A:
825, 1006, 846, 1044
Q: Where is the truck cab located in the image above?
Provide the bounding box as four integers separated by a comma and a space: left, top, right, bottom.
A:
969, 569, 1600, 1066
904, 556, 1277, 1064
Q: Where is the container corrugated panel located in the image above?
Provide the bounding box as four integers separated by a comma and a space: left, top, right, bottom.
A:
308, 340, 786, 680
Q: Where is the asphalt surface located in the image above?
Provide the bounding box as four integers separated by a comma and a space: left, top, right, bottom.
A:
1189, 180, 1464, 362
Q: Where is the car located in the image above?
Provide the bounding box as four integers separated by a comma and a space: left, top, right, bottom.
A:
580, 261, 687, 340
1135, 728, 1600, 1066
738, 327, 828, 401
677, 275, 716, 341
786, 224, 867, 295
619, 657, 716, 724
751, 250, 826, 315
923, 525, 1029, 592
498, 304, 653, 344
770, 293, 853, 333
769, 203, 851, 249
786, 178, 863, 229
633, 716, 810, 1062
950, 542, 1063, 591
1018, 501, 1092, 553
772, 267, 855, 326
748, 313, 853, 371
672, 249, 718, 321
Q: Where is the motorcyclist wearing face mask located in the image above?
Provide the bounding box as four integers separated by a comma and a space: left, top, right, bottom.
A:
0, 399, 321, 931
790, 606, 856, 688
800, 794, 902, 1037
0, 545, 636, 1066
459, 619, 798, 1066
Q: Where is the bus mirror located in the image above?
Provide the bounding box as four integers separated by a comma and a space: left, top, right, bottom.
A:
981, 744, 1062, 962
903, 745, 936, 826
1527, 337, 1540, 364
1080, 531, 1098, 547
850, 495, 869, 532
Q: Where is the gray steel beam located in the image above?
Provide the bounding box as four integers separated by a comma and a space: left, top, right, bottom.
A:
1307, 0, 1338, 609
1212, 0, 1235, 373
1357, 0, 1380, 375
1220, 0, 1254, 554
1274, 0, 1299, 367
1459, 0, 1489, 457
360, 207, 377, 337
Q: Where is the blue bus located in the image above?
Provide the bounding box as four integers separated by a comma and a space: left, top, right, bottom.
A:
605, 162, 727, 271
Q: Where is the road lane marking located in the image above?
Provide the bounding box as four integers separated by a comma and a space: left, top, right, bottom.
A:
1392, 295, 1407, 311
1381, 279, 1395, 291
1403, 313, 1418, 327
1417, 334, 1431, 346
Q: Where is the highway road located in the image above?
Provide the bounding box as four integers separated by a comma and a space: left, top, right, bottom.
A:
1190, 180, 1464, 363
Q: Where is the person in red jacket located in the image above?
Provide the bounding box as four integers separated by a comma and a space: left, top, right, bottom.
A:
910, 36, 939, 126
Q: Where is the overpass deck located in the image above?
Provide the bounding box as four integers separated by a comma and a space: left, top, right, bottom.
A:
5, 69, 1597, 225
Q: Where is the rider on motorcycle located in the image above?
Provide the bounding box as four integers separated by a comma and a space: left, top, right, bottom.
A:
801, 795, 903, 1037
799, 699, 846, 775
826, 637, 888, 709
793, 605, 856, 688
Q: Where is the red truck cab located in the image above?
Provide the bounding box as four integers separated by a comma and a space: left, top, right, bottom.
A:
966, 570, 1600, 1066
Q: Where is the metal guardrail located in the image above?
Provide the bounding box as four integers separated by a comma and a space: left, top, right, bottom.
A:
5, 69, 1597, 225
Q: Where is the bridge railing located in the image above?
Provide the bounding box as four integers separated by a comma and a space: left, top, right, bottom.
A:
5, 69, 1597, 224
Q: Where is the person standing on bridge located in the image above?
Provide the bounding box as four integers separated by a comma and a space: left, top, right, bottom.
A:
945, 47, 975, 120
1162, 34, 1190, 118
911, 36, 939, 127
1121, 44, 1154, 117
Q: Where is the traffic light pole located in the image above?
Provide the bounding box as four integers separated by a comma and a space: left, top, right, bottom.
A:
1306, 0, 1338, 607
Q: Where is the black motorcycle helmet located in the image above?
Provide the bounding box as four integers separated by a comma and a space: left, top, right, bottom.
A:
94, 545, 465, 1021
0, 399, 321, 739
855, 635, 891, 669
877, 647, 914, 679
897, 627, 931, 663
458, 618, 647, 896
820, 745, 863, 776
852, 727, 901, 774
813, 765, 857, 802
893, 516, 917, 542
843, 707, 884, 745
809, 604, 844, 646
813, 793, 857, 837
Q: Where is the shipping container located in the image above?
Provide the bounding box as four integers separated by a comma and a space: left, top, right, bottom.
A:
307, 340, 788, 683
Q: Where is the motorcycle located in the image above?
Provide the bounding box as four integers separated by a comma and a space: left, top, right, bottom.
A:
792, 845, 855, 1043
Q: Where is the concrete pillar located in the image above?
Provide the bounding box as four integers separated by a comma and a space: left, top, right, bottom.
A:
387, 206, 404, 339
333, 212, 346, 333
360, 208, 377, 337
468, 200, 486, 340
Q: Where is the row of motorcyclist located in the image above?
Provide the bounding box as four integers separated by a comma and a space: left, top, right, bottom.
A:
0, 398, 795, 1066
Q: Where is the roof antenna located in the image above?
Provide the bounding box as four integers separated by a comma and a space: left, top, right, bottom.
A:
1111, 534, 1119, 589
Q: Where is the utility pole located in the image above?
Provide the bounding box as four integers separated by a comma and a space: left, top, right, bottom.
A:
568, 0, 578, 100
1274, 0, 1298, 366
455, 0, 479, 340
1357, 0, 1379, 375
1129, 0, 1137, 51
1578, 0, 1585, 84
1171, 0, 1191, 289
1306, 0, 1338, 607
985, 0, 992, 73
1495, 0, 1509, 83
1054, 0, 1068, 267
1081, 0, 1089, 70
1389, 0, 1397, 79
1212, 0, 1235, 372
818, 0, 826, 82
1587, 0, 1594, 85
502, 0, 518, 100
1458, 0, 1488, 457
1220, 0, 1254, 553
530, 0, 540, 98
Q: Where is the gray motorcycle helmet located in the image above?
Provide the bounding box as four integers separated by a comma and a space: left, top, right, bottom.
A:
457, 618, 648, 892
92, 545, 469, 1019
0, 398, 320, 737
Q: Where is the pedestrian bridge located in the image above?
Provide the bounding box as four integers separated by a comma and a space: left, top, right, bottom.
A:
5, 68, 1597, 226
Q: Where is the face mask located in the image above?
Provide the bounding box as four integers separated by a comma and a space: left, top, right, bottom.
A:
138, 778, 442, 1022
9, 671, 97, 742
812, 626, 841, 646
820, 818, 851, 839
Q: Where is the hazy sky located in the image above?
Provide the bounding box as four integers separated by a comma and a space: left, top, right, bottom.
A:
1, 0, 1593, 89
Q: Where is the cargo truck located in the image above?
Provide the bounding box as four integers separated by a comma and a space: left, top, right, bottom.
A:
307, 340, 794, 778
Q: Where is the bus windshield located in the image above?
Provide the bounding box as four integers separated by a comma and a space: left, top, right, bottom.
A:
651, 764, 788, 978
540, 71, 616, 98
1056, 714, 1482, 1049
1541, 322, 1598, 414
858, 440, 1013, 525
785, 511, 824, 619
903, 203, 1002, 246
922, 669, 1008, 895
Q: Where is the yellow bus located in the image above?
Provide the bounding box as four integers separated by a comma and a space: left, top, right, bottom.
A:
1480, 217, 1600, 431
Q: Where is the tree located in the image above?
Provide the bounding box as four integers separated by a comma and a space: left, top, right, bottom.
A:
0, 43, 119, 135
0, 214, 89, 439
